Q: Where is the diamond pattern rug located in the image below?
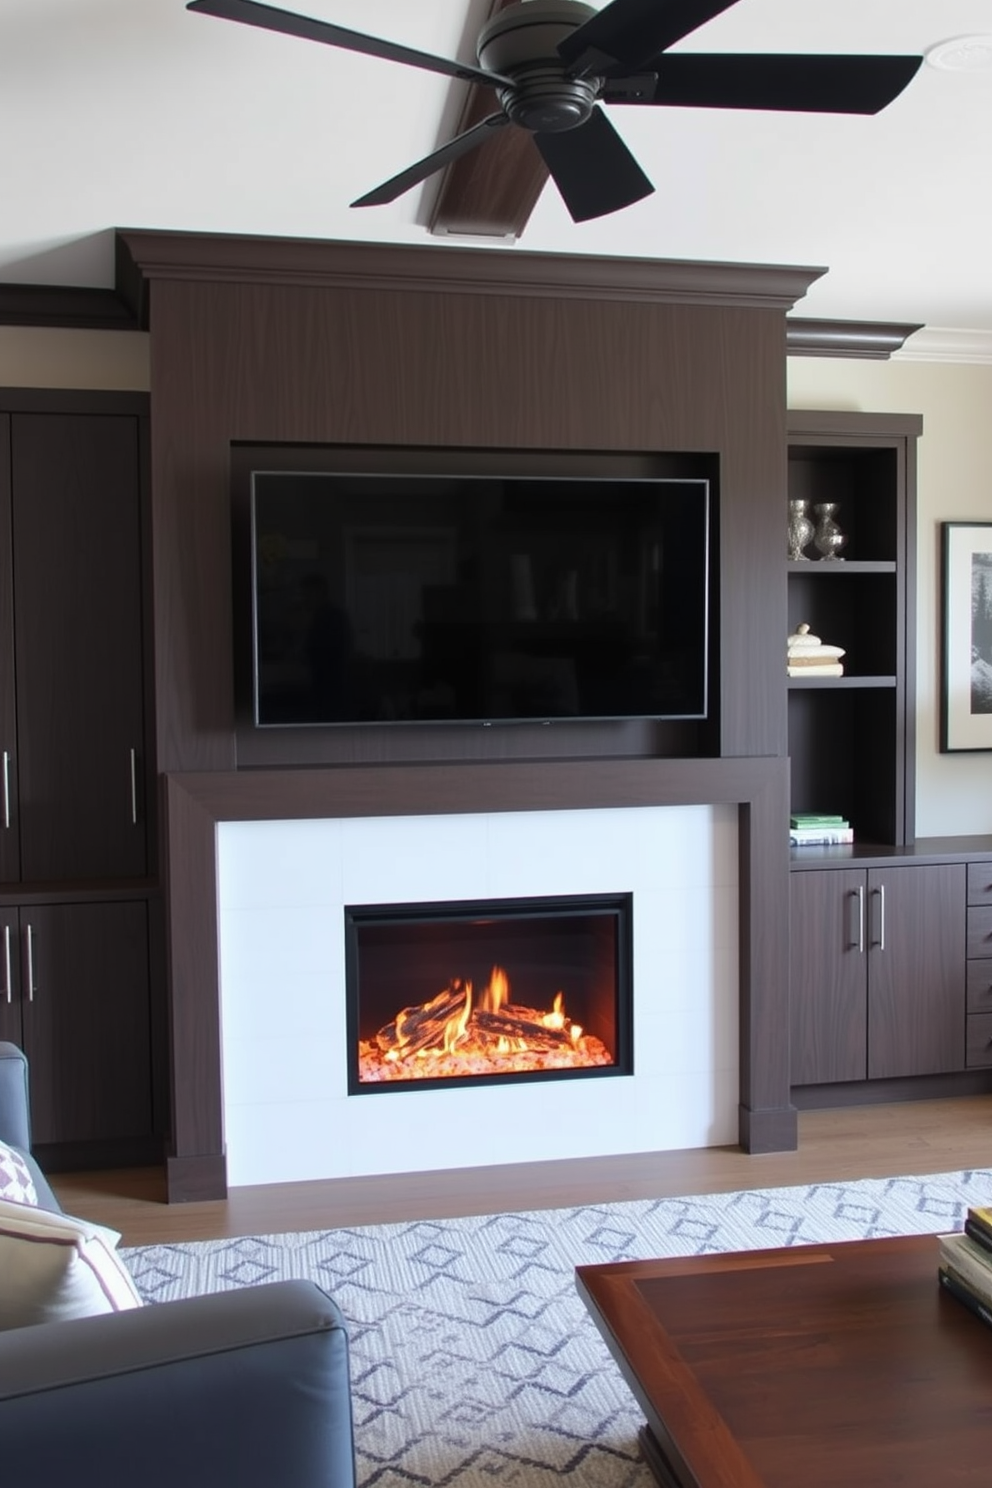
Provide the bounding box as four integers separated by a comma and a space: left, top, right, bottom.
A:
122, 1169, 992, 1488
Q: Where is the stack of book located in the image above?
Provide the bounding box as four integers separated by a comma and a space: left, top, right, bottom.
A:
789, 813, 853, 846
937, 1209, 992, 1327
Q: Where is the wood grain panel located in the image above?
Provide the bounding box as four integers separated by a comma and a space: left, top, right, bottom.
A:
11, 414, 148, 881
19, 901, 152, 1145
0, 417, 17, 883
867, 865, 966, 1079
145, 273, 797, 771
790, 869, 867, 1085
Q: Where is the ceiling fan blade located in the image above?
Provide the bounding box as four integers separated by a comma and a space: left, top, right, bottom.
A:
534, 106, 653, 223
186, 0, 514, 87
559, 0, 739, 75
604, 52, 922, 114
352, 113, 512, 208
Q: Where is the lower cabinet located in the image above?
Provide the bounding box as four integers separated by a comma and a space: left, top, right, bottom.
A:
791, 863, 966, 1086
0, 900, 153, 1146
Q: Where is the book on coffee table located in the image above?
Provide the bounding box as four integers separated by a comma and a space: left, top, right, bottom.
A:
939, 1266, 992, 1330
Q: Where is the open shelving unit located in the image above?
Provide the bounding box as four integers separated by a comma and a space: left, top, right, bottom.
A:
786, 412, 921, 851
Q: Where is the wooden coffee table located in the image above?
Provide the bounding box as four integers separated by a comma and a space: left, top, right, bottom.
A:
576, 1233, 992, 1488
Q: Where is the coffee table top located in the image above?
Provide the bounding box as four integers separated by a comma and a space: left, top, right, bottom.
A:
576, 1233, 992, 1488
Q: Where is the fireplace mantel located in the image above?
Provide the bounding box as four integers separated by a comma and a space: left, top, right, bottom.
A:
163, 755, 791, 1200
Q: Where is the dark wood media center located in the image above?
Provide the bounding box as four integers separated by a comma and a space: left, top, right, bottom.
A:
5, 232, 986, 1199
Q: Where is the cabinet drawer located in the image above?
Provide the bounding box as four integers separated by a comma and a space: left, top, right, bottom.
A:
967, 1013, 992, 1068
967, 960, 992, 1013
967, 906, 992, 958
968, 863, 992, 906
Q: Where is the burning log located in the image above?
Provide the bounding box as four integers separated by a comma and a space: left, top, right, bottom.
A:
473, 1009, 574, 1048
375, 981, 468, 1057
362, 964, 607, 1080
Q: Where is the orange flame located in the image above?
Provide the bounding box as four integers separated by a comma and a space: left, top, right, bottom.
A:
360, 964, 611, 1083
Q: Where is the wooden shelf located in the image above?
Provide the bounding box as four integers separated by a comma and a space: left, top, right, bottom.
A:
787, 560, 897, 575
787, 674, 897, 690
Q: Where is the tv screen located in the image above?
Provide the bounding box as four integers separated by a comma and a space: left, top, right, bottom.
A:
248, 471, 710, 728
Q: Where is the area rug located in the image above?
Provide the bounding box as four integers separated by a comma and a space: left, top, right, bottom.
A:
123, 1169, 992, 1488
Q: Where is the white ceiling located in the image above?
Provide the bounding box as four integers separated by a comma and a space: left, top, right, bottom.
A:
3, 0, 991, 339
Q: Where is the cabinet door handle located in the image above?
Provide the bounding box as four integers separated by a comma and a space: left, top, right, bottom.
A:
871, 884, 886, 951
1, 750, 9, 830
856, 885, 865, 954
24, 924, 35, 1002
2, 925, 10, 1004
130, 748, 138, 826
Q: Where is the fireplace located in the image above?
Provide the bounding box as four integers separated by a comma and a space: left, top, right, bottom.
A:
346, 893, 633, 1094
211, 796, 750, 1189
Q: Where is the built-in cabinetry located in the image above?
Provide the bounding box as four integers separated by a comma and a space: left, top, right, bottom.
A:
790, 863, 966, 1085
785, 412, 992, 1100
966, 863, 992, 1069
0, 394, 159, 1164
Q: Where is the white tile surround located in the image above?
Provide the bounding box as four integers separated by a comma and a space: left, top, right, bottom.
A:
216, 804, 739, 1188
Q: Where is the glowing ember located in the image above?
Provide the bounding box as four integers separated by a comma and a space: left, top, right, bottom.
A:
358, 965, 612, 1082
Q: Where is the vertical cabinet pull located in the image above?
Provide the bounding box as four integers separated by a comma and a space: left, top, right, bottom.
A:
870, 884, 886, 951
2, 925, 10, 1004
129, 747, 138, 826
1, 750, 8, 830
856, 885, 865, 953
24, 924, 35, 1002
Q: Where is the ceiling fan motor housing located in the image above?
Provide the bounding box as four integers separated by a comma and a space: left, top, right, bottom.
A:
477, 0, 601, 133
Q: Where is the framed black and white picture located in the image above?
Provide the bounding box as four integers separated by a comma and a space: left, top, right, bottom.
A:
941, 521, 992, 751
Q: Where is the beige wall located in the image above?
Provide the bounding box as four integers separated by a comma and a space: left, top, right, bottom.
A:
789, 356, 992, 838
0, 325, 149, 390
3, 326, 988, 837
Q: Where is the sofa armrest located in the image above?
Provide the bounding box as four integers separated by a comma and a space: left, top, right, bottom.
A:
0, 1279, 357, 1488
0, 1041, 60, 1211
0, 1042, 31, 1152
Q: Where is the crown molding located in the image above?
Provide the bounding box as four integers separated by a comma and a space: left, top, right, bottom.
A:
0, 282, 138, 331
785, 318, 924, 360
114, 229, 825, 316
892, 326, 992, 365
0, 256, 979, 370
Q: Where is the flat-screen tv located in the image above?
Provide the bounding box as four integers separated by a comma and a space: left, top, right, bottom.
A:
247, 470, 711, 728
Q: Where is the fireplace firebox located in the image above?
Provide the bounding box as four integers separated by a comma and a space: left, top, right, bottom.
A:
345, 893, 633, 1095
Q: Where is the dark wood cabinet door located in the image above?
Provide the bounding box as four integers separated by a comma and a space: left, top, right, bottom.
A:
19, 901, 152, 1145
11, 414, 147, 881
867, 864, 966, 1079
0, 417, 20, 884
0, 906, 20, 1047
790, 869, 868, 1084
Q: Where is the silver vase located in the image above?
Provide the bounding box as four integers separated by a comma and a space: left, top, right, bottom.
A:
812, 502, 847, 561
787, 499, 815, 561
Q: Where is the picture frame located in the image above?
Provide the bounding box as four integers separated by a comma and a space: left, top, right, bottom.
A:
941, 521, 992, 751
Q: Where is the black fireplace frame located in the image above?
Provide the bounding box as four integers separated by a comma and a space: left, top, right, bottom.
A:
344, 891, 634, 1096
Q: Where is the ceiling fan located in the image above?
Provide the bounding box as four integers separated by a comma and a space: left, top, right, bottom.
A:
187, 0, 922, 225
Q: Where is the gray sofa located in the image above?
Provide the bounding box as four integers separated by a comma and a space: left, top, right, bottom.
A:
0, 1042, 357, 1488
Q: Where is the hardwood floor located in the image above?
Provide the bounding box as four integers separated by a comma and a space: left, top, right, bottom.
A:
51, 1096, 992, 1247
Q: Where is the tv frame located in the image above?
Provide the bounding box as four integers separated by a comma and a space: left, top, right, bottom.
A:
229, 443, 721, 769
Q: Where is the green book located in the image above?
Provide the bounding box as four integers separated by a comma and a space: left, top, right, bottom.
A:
790, 813, 848, 827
